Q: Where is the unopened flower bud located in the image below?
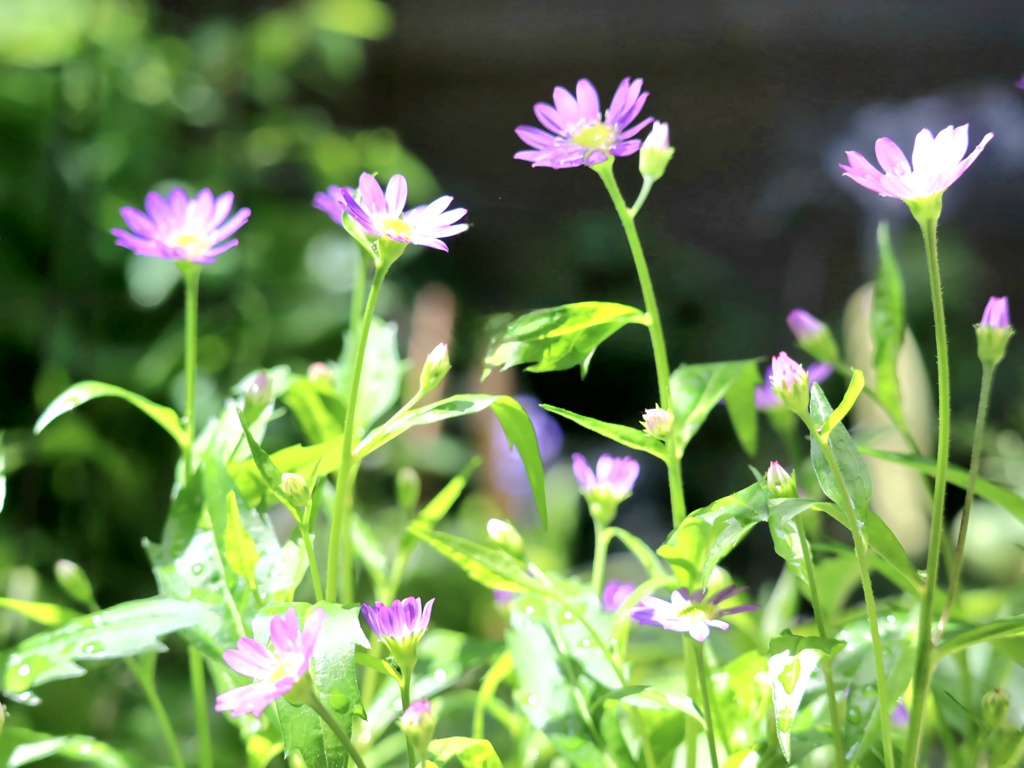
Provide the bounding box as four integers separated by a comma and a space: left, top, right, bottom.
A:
787, 309, 841, 365
641, 405, 674, 439
419, 343, 451, 393
399, 699, 436, 756
765, 461, 798, 499
982, 687, 1010, 728
769, 352, 810, 417
307, 361, 333, 385
279, 472, 310, 508
487, 518, 525, 560
395, 466, 422, 514
243, 371, 272, 423
54, 559, 96, 609
976, 296, 1014, 366
639, 121, 675, 182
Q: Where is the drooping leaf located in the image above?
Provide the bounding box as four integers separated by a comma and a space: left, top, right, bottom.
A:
483, 301, 649, 378
540, 404, 667, 459
766, 498, 823, 586
2, 598, 209, 702
670, 359, 760, 451
723, 362, 762, 457
820, 369, 864, 439
870, 221, 908, 428
357, 395, 547, 527
657, 482, 768, 589
1, 728, 132, 768
34, 381, 184, 446
0, 597, 81, 627
936, 614, 1024, 659
283, 377, 345, 445
808, 384, 872, 513
224, 491, 261, 591
767, 632, 846, 762
408, 524, 539, 593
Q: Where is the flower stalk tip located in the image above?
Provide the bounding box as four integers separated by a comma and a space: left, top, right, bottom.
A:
769, 351, 811, 417
977, 296, 1014, 366
787, 309, 841, 364
765, 461, 798, 499
641, 405, 674, 439
639, 121, 674, 181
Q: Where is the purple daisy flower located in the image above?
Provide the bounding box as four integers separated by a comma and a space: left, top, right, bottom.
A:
754, 362, 833, 411
112, 188, 250, 264
601, 580, 636, 612
313, 173, 467, 253
361, 596, 434, 655
980, 296, 1010, 329
515, 78, 654, 169
631, 585, 757, 643
215, 607, 325, 718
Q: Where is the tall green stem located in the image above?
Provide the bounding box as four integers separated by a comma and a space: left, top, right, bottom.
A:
796, 519, 845, 765
815, 433, 895, 768
327, 266, 389, 603
906, 213, 950, 766
305, 693, 370, 768
399, 673, 418, 768
189, 647, 213, 768
693, 639, 720, 768
179, 262, 201, 474
936, 362, 994, 639
591, 521, 609, 595
126, 655, 185, 768
593, 162, 686, 525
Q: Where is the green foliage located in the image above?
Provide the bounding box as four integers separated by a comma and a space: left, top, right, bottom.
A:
429, 737, 503, 768
0, 727, 132, 768
808, 384, 873, 513
540, 404, 667, 459
669, 359, 760, 451
871, 221, 908, 428
483, 301, 649, 378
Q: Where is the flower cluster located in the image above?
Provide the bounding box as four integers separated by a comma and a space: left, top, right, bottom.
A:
215, 607, 325, 718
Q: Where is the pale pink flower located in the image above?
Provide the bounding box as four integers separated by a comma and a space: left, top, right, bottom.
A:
840, 124, 993, 201
631, 586, 757, 642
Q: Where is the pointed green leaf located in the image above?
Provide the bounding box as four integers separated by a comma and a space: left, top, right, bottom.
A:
766, 498, 823, 586
871, 221, 907, 424
283, 377, 344, 445
224, 491, 261, 591
723, 362, 762, 457
429, 737, 503, 768
936, 614, 1024, 659
0, 597, 81, 627
34, 381, 184, 446
2, 728, 132, 768
809, 384, 872, 512
2, 598, 209, 701
231, 438, 342, 508
541, 404, 666, 459
821, 368, 864, 438
408, 524, 539, 593
670, 359, 760, 450
483, 301, 648, 378
657, 482, 768, 589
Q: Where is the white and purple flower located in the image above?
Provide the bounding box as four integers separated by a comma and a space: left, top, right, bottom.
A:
631, 586, 757, 643
515, 78, 654, 169
112, 188, 250, 264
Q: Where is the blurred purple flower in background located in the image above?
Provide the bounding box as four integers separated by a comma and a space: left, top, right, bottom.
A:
314, 173, 468, 252
489, 395, 564, 496
631, 586, 757, 642
601, 580, 636, 612
112, 188, 250, 264
215, 607, 324, 718
515, 77, 653, 169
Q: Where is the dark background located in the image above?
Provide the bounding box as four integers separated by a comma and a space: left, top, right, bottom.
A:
2, 0, 1024, 743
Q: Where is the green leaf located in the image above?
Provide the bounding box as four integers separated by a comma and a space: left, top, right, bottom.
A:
0, 430, 6, 514
408, 524, 539, 593
821, 368, 864, 439
2, 598, 209, 702
670, 359, 760, 450
541, 404, 667, 459
359, 395, 547, 527
605, 527, 670, 580
767, 632, 845, 762
231, 438, 343, 508
808, 384, 872, 513
34, 381, 184, 446
429, 737, 503, 768
723, 362, 762, 457
483, 301, 648, 378
338, 316, 405, 431
766, 499, 823, 586
224, 491, 261, 591
657, 482, 768, 589
283, 377, 344, 445
0, 597, 81, 627
936, 614, 1024, 659
870, 220, 907, 425
858, 446, 1024, 527
1, 728, 132, 768
261, 604, 368, 768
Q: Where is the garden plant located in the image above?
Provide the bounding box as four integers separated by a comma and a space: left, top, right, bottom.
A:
2, 71, 1024, 768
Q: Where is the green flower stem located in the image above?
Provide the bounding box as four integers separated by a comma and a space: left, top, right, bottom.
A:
178, 262, 202, 474
305, 693, 370, 768
125, 655, 185, 768
593, 162, 686, 525
813, 432, 895, 768
684, 641, 698, 768
299, 503, 324, 603
905, 212, 951, 766
795, 519, 846, 764
591, 521, 609, 596
692, 639, 720, 768
543, 602, 606, 750
629, 176, 656, 217
399, 672, 418, 768
327, 266, 389, 603
188, 647, 213, 768
935, 361, 995, 640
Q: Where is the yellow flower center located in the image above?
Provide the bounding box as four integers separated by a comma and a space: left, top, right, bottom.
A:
677, 605, 709, 622
573, 123, 615, 150
168, 231, 210, 260
382, 216, 412, 239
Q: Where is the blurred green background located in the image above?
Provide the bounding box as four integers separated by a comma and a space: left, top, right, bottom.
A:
3, 0, 1024, 759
